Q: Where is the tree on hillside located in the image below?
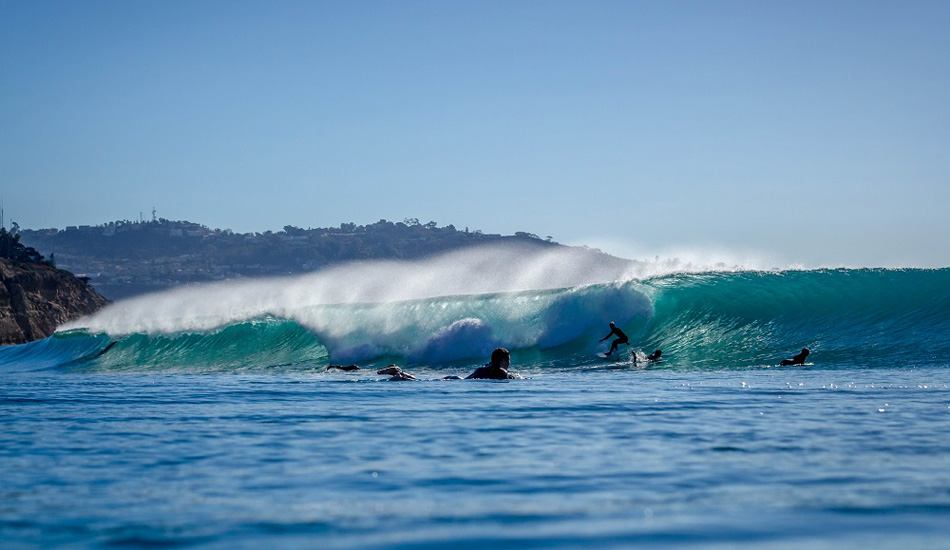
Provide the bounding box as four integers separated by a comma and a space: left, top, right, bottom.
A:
0, 227, 51, 265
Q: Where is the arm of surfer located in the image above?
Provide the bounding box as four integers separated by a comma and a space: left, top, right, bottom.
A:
377, 365, 418, 381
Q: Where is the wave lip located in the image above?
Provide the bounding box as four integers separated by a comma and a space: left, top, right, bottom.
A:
63, 242, 640, 337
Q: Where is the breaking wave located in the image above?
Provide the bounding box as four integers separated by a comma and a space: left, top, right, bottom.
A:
2, 245, 948, 374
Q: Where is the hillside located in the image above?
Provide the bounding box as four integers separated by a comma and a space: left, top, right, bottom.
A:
19, 219, 606, 300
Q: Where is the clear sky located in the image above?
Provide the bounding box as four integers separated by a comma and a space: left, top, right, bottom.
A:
1, 1, 948, 268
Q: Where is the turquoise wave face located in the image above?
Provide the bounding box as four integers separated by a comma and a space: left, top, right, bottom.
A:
640, 268, 950, 368
69, 318, 331, 374
2, 269, 948, 373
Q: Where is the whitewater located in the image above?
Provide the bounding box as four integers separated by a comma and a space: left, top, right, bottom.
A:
2, 244, 950, 549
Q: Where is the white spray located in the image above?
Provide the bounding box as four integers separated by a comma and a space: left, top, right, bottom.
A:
63, 243, 652, 355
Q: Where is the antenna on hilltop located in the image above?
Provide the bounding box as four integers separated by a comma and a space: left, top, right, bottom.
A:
152, 207, 157, 222
1, 198, 4, 230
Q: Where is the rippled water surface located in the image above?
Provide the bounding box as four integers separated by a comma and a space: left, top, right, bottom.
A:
3, 367, 950, 549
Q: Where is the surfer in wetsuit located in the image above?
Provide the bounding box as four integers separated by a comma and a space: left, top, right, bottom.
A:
326, 364, 361, 372
377, 348, 521, 381
466, 347, 522, 379
599, 322, 629, 357
631, 349, 660, 366
779, 348, 809, 366
377, 364, 419, 381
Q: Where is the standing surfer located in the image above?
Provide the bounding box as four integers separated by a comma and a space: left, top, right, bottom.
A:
599, 322, 629, 357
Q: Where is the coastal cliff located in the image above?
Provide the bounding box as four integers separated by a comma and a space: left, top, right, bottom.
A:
0, 258, 110, 345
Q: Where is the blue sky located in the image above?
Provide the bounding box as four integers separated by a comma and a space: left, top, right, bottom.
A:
1, 1, 948, 267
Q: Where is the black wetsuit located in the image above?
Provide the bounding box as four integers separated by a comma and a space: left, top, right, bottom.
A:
600, 326, 629, 356
465, 364, 517, 380
779, 349, 809, 366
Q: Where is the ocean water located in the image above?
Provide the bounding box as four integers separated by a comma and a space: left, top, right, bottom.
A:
2, 252, 950, 549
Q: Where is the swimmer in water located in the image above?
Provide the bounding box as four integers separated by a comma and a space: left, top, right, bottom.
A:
631, 349, 661, 365
377, 365, 419, 381
326, 364, 361, 372
377, 348, 521, 381
465, 347, 522, 380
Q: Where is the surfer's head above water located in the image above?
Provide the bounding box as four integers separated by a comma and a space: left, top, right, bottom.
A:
490, 347, 511, 368
466, 347, 520, 379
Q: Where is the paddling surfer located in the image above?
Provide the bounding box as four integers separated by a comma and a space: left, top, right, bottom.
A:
465, 347, 521, 379
779, 348, 809, 366
377, 348, 522, 381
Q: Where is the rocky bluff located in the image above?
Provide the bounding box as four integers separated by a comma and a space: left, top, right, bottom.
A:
0, 258, 109, 345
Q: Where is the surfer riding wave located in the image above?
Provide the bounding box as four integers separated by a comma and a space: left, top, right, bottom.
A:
599, 322, 629, 357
